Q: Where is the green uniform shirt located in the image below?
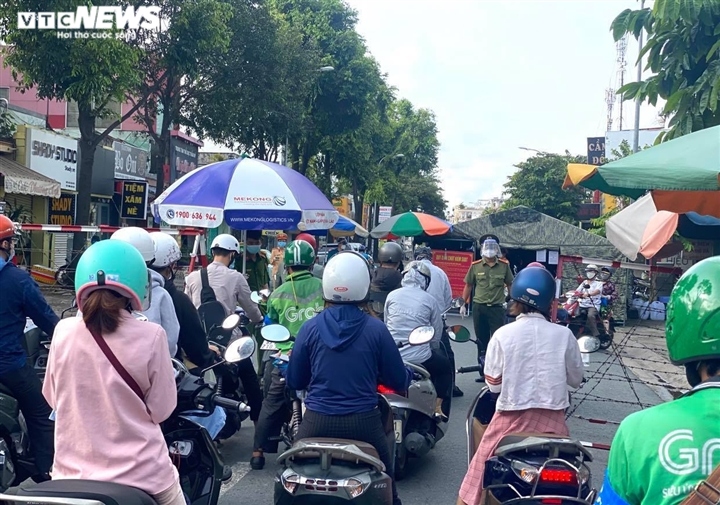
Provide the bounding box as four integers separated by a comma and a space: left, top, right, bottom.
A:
267, 271, 324, 352
600, 383, 720, 505
238, 253, 270, 292
464, 258, 513, 305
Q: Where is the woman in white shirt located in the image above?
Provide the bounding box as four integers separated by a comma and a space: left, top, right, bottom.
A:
457, 265, 584, 505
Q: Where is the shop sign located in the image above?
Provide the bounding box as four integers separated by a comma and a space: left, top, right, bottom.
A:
48, 192, 76, 225
113, 141, 148, 179
26, 128, 78, 191
120, 180, 148, 219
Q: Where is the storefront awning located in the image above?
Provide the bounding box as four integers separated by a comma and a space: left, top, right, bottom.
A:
0, 156, 61, 198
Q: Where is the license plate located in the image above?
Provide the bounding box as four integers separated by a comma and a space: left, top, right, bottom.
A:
393, 420, 402, 443
260, 341, 278, 351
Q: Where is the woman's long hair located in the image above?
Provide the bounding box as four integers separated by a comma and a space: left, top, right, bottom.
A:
83, 290, 129, 335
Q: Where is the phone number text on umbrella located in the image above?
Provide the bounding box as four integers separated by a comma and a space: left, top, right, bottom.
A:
172, 210, 217, 221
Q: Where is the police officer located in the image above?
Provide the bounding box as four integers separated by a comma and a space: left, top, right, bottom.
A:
460, 235, 513, 382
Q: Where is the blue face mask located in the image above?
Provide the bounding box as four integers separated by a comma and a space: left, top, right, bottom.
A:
246, 245, 261, 254
0, 256, 6, 273
277, 241, 286, 248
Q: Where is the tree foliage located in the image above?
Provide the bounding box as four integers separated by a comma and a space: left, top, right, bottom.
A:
500, 152, 588, 223
612, 0, 720, 141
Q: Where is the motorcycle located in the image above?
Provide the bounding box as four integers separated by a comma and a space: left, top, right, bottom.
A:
263, 324, 437, 504
0, 327, 257, 505
451, 335, 608, 504
559, 287, 614, 351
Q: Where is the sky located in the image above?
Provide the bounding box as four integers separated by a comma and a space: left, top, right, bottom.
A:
202, 0, 660, 210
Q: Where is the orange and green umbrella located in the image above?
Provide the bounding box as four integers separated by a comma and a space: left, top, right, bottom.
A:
370, 211, 452, 238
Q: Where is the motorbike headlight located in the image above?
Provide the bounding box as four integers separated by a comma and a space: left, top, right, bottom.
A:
346, 478, 367, 498
511, 461, 539, 484
281, 472, 300, 494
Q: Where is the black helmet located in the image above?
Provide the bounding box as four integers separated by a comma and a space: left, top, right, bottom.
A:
378, 242, 403, 264
414, 246, 432, 261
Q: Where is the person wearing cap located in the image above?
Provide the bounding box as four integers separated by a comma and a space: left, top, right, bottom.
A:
0, 215, 57, 479
250, 239, 324, 470
576, 264, 603, 338
594, 257, 720, 505
236, 230, 270, 293
461, 236, 514, 381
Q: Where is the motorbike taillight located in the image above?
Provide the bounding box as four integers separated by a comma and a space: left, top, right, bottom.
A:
539, 468, 578, 486
377, 385, 396, 395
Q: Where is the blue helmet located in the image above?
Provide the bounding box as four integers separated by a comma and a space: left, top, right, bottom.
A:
510, 266, 556, 313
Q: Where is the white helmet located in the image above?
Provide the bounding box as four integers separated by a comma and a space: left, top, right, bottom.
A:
585, 264, 599, 280
111, 227, 155, 263
149, 232, 181, 268
322, 251, 371, 303
211, 233, 240, 253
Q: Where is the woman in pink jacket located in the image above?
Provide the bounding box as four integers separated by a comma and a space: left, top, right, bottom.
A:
43, 239, 184, 505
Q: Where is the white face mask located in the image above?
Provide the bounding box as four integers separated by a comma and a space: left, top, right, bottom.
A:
586, 270, 597, 280
481, 240, 500, 259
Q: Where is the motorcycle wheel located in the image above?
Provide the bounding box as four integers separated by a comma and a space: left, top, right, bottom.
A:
599, 333, 613, 350
394, 445, 407, 481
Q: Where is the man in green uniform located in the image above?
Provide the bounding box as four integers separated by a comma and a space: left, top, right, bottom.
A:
237, 230, 270, 293
595, 257, 720, 505
250, 239, 324, 470
461, 236, 513, 382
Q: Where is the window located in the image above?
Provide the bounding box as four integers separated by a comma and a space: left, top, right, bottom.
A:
66, 100, 122, 129
91, 202, 111, 226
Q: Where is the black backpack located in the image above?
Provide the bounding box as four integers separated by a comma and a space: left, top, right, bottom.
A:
197, 268, 227, 338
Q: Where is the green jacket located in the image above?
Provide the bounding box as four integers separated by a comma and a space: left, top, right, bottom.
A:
267, 271, 324, 350
596, 379, 720, 505
237, 253, 270, 292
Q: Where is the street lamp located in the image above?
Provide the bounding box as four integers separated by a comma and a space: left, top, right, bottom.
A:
282, 66, 336, 167
378, 153, 405, 164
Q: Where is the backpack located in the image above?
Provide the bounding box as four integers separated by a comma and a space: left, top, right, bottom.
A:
197, 268, 227, 337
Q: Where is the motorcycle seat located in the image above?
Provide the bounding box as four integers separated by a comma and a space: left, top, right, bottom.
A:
494, 432, 593, 461
12, 479, 157, 505
295, 437, 380, 460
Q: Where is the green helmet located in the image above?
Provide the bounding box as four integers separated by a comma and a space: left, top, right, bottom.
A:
284, 240, 315, 267
75, 239, 151, 312
666, 257, 720, 365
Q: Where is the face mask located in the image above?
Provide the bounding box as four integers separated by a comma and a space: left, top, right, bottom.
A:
586, 271, 597, 280
277, 241, 286, 248
0, 256, 6, 273
481, 239, 500, 259
246, 245, 261, 254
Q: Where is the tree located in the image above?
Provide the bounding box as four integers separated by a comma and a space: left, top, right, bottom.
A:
132, 0, 232, 192
502, 151, 588, 223
187, 0, 319, 162
0, 0, 157, 252
611, 0, 720, 141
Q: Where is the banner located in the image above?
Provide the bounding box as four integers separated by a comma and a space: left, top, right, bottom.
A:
378, 206, 392, 223
120, 180, 149, 220
48, 192, 76, 225
432, 250, 474, 298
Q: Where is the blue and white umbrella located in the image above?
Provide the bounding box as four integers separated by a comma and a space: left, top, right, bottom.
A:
152, 158, 339, 230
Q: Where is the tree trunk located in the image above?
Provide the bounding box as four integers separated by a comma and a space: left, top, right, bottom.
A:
73, 106, 98, 254
352, 178, 363, 224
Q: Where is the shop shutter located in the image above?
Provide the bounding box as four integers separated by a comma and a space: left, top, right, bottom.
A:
52, 233, 72, 269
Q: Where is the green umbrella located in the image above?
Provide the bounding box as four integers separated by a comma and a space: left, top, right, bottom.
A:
563, 125, 720, 217
370, 211, 452, 238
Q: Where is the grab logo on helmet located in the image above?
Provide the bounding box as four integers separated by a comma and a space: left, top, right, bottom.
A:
658, 429, 720, 476
283, 305, 322, 323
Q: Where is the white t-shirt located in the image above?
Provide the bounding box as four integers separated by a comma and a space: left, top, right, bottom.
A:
577, 280, 604, 309
484, 313, 584, 411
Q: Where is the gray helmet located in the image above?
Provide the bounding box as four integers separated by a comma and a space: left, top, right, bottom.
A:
378, 242, 403, 264
415, 246, 432, 261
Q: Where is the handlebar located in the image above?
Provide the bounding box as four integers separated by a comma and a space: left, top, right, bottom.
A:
213, 395, 251, 413
457, 365, 482, 374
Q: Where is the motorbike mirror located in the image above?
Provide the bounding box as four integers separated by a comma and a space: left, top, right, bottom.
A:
224, 336, 256, 363
451, 297, 464, 309
250, 291, 262, 304
222, 313, 241, 330
261, 324, 291, 343
72, 298, 78, 308
448, 325, 471, 343
408, 326, 435, 346
577, 336, 601, 353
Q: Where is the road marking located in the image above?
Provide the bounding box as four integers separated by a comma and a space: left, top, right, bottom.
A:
220, 462, 252, 496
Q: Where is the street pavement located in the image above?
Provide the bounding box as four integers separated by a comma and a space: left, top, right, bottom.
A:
41, 287, 680, 504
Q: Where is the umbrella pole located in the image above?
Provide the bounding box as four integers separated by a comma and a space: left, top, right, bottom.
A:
242, 230, 247, 275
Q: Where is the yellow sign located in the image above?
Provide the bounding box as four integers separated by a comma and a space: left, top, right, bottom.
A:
602, 193, 617, 214
333, 197, 351, 218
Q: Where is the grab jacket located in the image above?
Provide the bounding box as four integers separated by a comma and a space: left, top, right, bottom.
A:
286, 304, 410, 416
595, 377, 720, 505
267, 270, 324, 338
0, 263, 59, 374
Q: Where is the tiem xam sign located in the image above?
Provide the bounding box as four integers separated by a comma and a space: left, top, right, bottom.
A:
120, 181, 149, 220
